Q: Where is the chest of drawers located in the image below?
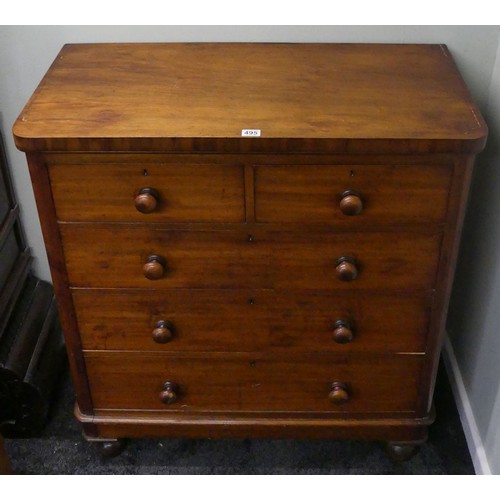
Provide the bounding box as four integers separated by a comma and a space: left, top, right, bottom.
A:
13, 43, 487, 459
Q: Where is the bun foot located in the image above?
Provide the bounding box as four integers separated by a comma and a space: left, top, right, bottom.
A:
385, 441, 419, 462
94, 438, 127, 458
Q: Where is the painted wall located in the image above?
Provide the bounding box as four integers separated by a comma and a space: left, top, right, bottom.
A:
1, 25, 500, 473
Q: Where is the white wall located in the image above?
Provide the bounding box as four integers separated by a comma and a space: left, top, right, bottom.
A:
1, 25, 500, 473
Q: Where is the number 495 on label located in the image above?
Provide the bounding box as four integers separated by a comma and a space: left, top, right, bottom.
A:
241, 129, 261, 137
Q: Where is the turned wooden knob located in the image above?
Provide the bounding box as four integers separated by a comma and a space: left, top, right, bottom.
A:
152, 320, 174, 344
143, 255, 166, 280
335, 256, 358, 281
159, 381, 178, 405
134, 187, 159, 214
329, 381, 350, 404
332, 319, 354, 344
339, 190, 363, 216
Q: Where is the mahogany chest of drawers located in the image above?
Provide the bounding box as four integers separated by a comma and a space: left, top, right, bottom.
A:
13, 43, 487, 459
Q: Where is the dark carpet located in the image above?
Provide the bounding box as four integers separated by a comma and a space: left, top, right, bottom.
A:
4, 359, 474, 474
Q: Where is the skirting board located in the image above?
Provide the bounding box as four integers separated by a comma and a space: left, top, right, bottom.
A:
442, 335, 492, 475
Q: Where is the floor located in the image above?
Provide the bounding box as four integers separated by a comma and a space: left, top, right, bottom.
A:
4, 360, 474, 474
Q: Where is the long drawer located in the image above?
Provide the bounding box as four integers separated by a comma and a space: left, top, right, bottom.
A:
84, 351, 423, 414
48, 162, 245, 223
254, 164, 452, 225
74, 289, 431, 353
60, 226, 442, 291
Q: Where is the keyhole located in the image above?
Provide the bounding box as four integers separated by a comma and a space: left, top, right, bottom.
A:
143, 169, 149, 176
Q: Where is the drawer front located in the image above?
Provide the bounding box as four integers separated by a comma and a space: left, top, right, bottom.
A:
254, 164, 452, 225
268, 230, 441, 291
61, 227, 271, 289
61, 226, 441, 291
74, 289, 264, 352
74, 289, 430, 353
265, 292, 431, 352
48, 162, 245, 222
84, 352, 423, 413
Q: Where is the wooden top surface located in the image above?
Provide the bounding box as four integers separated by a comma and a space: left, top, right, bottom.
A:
13, 43, 487, 154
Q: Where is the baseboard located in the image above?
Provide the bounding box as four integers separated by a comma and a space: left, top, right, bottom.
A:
442, 336, 492, 475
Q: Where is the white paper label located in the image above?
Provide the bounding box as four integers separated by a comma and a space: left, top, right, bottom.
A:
241, 129, 261, 137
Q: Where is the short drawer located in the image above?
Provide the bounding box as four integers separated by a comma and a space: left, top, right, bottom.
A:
74, 289, 431, 353
48, 161, 245, 222
84, 352, 423, 414
61, 226, 442, 291
254, 164, 452, 225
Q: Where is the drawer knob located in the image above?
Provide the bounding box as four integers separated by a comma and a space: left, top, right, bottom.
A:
333, 319, 354, 344
159, 381, 178, 405
335, 256, 358, 281
329, 381, 350, 404
339, 190, 363, 216
143, 255, 166, 280
135, 187, 159, 214
152, 320, 174, 344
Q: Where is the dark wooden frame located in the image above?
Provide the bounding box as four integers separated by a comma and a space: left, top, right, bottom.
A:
13, 44, 488, 456
24, 151, 474, 444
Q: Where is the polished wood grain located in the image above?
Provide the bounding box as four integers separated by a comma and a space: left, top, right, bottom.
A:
268, 231, 442, 292
62, 227, 270, 289
72, 289, 431, 353
42, 152, 461, 168
418, 156, 476, 414
48, 162, 245, 222
74, 289, 262, 352
255, 164, 452, 225
24, 153, 94, 415
77, 405, 433, 441
13, 44, 487, 154
84, 351, 423, 413
13, 44, 487, 450
60, 226, 442, 291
